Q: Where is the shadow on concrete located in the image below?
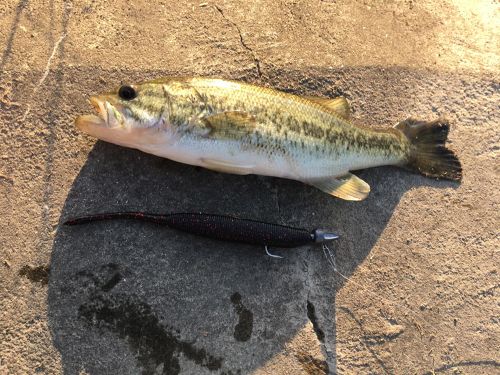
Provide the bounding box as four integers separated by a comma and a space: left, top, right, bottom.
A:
47, 144, 456, 375
47, 68, 461, 375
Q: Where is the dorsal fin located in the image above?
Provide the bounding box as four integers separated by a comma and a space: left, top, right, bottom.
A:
307, 173, 370, 201
302, 96, 351, 120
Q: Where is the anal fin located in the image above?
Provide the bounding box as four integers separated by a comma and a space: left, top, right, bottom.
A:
308, 173, 370, 201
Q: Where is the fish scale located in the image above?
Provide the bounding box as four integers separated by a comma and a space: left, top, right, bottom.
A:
165, 79, 406, 157
76, 77, 462, 201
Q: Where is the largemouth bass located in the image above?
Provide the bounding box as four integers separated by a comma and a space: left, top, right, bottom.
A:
76, 77, 462, 200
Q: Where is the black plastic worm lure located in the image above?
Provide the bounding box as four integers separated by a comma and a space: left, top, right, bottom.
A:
64, 212, 339, 248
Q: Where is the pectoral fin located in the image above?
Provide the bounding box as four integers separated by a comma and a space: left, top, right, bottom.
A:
308, 173, 370, 201
201, 158, 254, 175
302, 96, 351, 120
201, 111, 256, 139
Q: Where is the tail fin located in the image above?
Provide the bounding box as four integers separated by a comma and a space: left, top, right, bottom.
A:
395, 118, 462, 181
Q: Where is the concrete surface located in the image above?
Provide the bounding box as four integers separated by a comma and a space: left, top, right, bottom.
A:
0, 0, 499, 374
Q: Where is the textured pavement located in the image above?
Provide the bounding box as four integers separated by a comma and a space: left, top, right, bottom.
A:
1, 1, 499, 374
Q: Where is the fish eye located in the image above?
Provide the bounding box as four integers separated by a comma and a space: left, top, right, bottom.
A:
118, 85, 137, 100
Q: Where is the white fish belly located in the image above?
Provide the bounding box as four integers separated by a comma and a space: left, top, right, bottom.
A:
138, 138, 298, 178
137, 138, 401, 181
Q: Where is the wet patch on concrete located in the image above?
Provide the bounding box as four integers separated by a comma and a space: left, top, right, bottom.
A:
230, 292, 253, 342
19, 264, 50, 285
76, 264, 222, 375
99, 270, 122, 292
74, 263, 123, 293
79, 294, 223, 374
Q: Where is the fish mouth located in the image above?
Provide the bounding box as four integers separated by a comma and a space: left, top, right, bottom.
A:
75, 96, 124, 132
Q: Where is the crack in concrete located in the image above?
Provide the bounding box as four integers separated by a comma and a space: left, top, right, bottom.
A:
35, 1, 72, 269
268, 182, 281, 222
21, 33, 66, 121
423, 359, 500, 374
307, 300, 325, 342
303, 251, 336, 373
318, 34, 335, 47
257, 177, 281, 222
274, 185, 281, 221
338, 306, 391, 374
214, 5, 262, 77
